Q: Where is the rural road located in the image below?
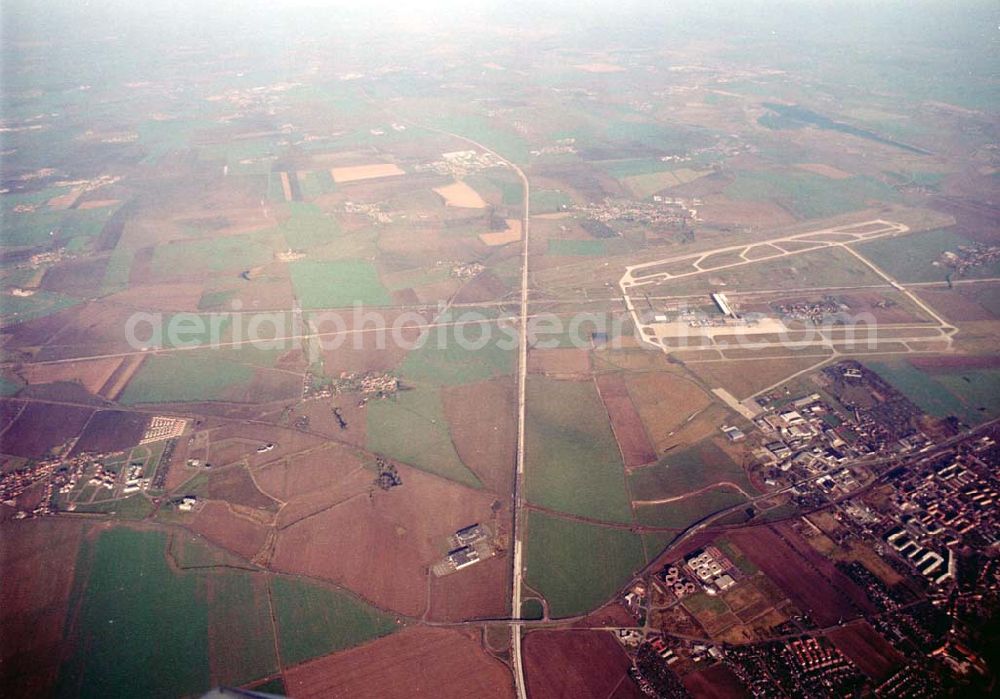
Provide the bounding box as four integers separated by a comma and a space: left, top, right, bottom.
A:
403, 123, 532, 699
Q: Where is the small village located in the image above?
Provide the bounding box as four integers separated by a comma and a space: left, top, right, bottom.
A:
574, 196, 701, 230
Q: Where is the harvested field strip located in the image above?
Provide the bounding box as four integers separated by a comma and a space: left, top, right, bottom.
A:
434, 180, 487, 208
479, 219, 522, 246
330, 163, 405, 183
524, 509, 645, 618
595, 373, 656, 468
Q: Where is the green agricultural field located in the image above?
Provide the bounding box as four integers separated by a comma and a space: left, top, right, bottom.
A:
642, 531, 678, 563
58, 207, 119, 251
399, 317, 514, 386
525, 377, 633, 524
596, 158, 674, 179
864, 360, 1000, 425
296, 170, 337, 199
634, 488, 748, 529
0, 375, 23, 396
382, 265, 451, 292
279, 202, 341, 249
197, 138, 277, 173
521, 598, 544, 620
169, 532, 257, 570
726, 170, 900, 219
2, 207, 65, 248
55, 528, 285, 696
56, 528, 212, 698
603, 121, 706, 153
425, 113, 530, 164
856, 228, 1000, 283
271, 576, 398, 667
366, 387, 482, 488
531, 189, 573, 213
683, 591, 729, 616
628, 438, 754, 501
524, 510, 645, 618
150, 233, 274, 277
547, 239, 606, 256
118, 354, 254, 404
150, 313, 233, 349
289, 258, 392, 308
0, 290, 80, 327
182, 346, 286, 369
100, 245, 133, 295
205, 572, 280, 685
713, 538, 760, 576
70, 493, 155, 519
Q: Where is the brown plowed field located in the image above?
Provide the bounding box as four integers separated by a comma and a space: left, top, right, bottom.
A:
205, 424, 328, 468
0, 518, 87, 697
271, 462, 497, 616
20, 357, 123, 395
70, 410, 149, 454
99, 355, 145, 400
274, 487, 369, 530
427, 554, 510, 621
527, 348, 591, 375
254, 443, 369, 502
33, 303, 146, 360
102, 282, 206, 312
237, 369, 302, 404
189, 501, 270, 561
625, 371, 713, 452
596, 373, 657, 468
827, 620, 904, 683
453, 271, 510, 304
284, 626, 513, 699
574, 601, 638, 629
411, 278, 462, 305
917, 287, 997, 322
0, 403, 93, 458
3, 307, 82, 349
199, 464, 280, 511
441, 378, 517, 494
38, 257, 108, 296
682, 665, 749, 698
523, 630, 641, 699
728, 525, 874, 627
697, 196, 797, 228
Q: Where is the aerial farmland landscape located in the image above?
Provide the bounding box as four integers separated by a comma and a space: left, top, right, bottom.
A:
1, 1, 999, 697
